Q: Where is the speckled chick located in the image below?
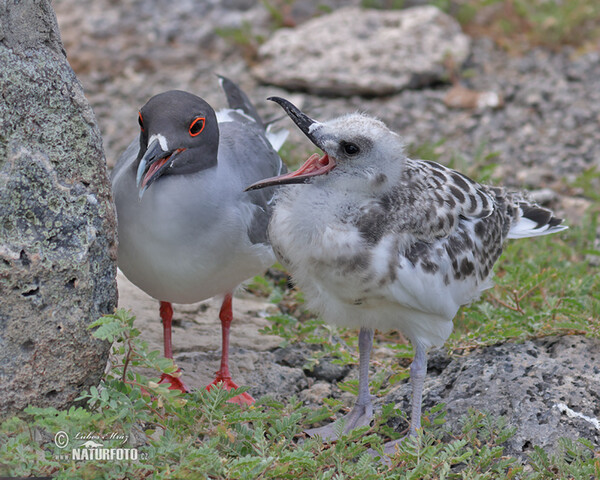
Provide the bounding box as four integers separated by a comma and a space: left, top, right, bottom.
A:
246, 97, 566, 452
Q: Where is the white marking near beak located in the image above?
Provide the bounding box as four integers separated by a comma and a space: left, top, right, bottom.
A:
149, 133, 169, 151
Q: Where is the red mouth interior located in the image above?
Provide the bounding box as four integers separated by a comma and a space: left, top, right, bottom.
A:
305, 153, 329, 172
291, 152, 334, 177
141, 156, 170, 189
140, 148, 186, 189
245, 151, 335, 191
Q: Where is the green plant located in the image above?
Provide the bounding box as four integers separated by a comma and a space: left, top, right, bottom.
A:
570, 167, 600, 203
361, 0, 406, 9
2, 263, 599, 479
215, 22, 265, 60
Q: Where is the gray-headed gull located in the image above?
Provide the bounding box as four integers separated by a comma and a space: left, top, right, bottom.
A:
246, 97, 567, 448
111, 77, 286, 403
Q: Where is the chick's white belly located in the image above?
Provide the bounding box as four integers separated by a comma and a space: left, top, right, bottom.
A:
291, 261, 455, 347
270, 197, 455, 347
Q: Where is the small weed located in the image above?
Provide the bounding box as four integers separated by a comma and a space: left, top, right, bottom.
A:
570, 166, 600, 203
407, 138, 446, 162
215, 22, 265, 61
361, 0, 406, 9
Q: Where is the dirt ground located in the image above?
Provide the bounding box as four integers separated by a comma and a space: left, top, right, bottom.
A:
116, 270, 286, 395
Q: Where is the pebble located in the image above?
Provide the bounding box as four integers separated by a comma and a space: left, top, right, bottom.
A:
299, 381, 333, 405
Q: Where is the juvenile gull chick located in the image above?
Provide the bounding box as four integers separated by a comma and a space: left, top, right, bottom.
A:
246, 97, 567, 450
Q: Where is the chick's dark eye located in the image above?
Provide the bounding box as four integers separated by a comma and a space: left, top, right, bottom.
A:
138, 112, 144, 132
189, 117, 206, 137
342, 142, 360, 155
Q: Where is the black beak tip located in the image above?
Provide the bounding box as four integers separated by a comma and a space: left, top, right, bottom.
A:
268, 96, 313, 126
267, 97, 290, 110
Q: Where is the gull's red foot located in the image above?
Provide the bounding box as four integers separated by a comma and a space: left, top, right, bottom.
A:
207, 376, 254, 405
158, 369, 190, 393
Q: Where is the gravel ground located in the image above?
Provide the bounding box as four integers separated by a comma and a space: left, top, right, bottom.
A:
54, 0, 600, 192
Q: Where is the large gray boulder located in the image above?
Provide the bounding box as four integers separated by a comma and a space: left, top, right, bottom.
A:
0, 0, 117, 417
253, 6, 471, 96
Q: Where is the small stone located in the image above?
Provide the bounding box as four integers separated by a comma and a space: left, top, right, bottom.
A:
307, 357, 351, 383
299, 381, 333, 405
559, 196, 593, 226
273, 344, 316, 369
527, 188, 558, 205
516, 166, 557, 187
443, 83, 504, 110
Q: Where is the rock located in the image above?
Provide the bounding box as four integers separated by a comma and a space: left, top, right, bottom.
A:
443, 83, 504, 110
558, 196, 593, 227
382, 336, 600, 456
516, 166, 558, 188
273, 344, 315, 369
299, 381, 333, 405
253, 6, 471, 96
308, 357, 351, 383
0, 0, 117, 417
243, 354, 310, 400
273, 344, 351, 382
527, 188, 559, 206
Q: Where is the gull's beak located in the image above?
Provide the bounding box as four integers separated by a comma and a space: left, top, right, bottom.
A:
267, 97, 326, 149
136, 139, 185, 199
245, 97, 336, 192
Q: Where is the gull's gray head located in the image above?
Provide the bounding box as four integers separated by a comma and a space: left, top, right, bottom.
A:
245, 97, 405, 191
136, 90, 219, 199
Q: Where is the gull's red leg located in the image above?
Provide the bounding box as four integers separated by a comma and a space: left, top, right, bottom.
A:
206, 293, 254, 405
161, 301, 174, 359
158, 301, 189, 393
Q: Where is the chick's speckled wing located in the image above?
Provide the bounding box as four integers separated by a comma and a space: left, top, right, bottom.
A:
345, 159, 511, 324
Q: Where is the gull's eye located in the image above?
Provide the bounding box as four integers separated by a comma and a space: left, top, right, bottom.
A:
189, 117, 206, 137
342, 142, 360, 156
138, 112, 144, 132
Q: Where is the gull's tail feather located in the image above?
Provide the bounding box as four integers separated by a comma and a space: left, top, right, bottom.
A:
217, 74, 288, 152
508, 202, 567, 239
217, 74, 265, 128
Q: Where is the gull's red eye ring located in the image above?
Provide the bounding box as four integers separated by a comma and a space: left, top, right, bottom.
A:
138, 112, 144, 132
189, 117, 205, 137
